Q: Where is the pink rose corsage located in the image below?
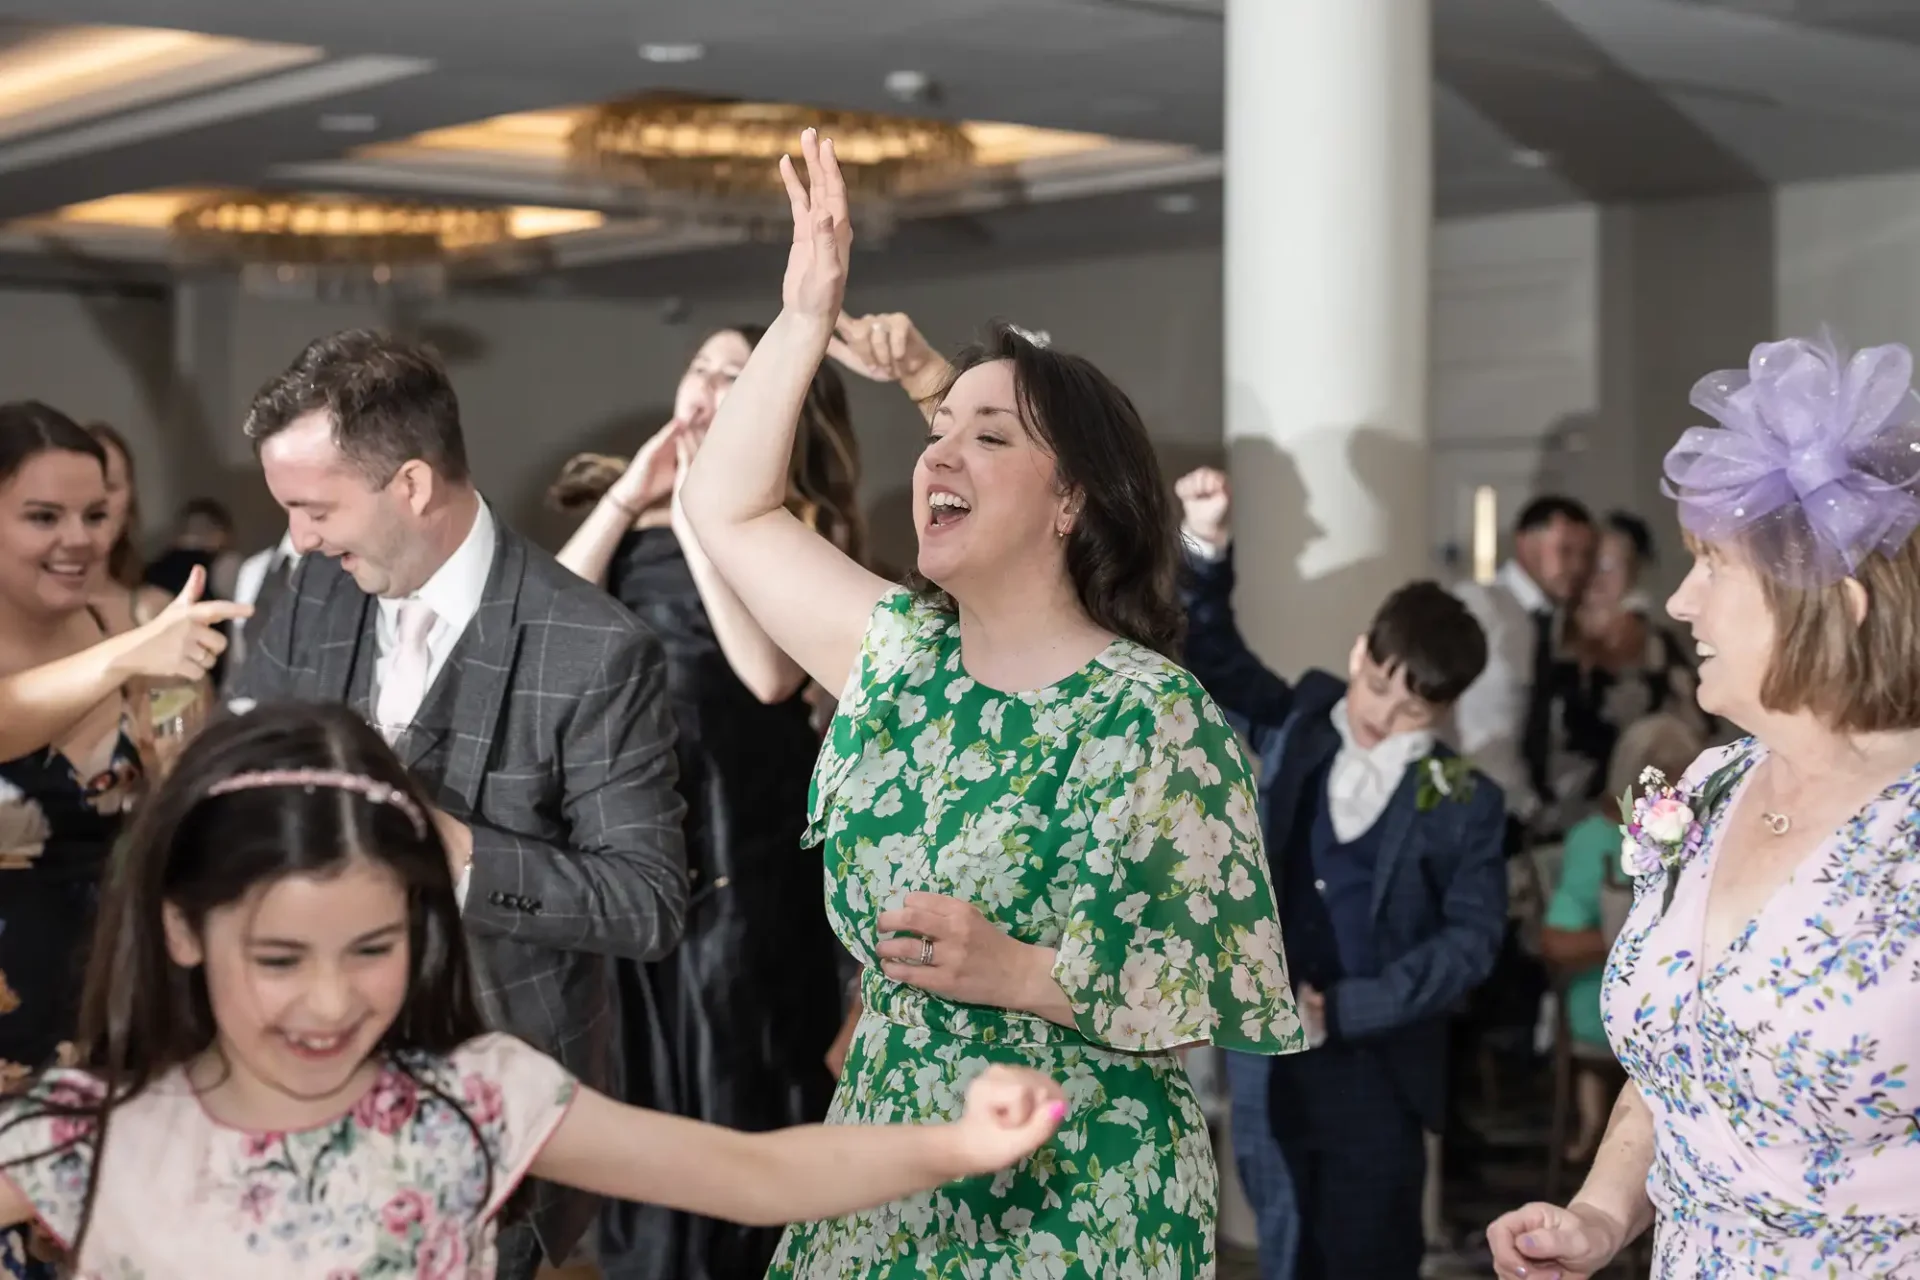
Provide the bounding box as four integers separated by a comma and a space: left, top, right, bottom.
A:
1619, 767, 1705, 916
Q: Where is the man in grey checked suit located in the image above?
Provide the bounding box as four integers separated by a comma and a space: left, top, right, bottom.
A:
229, 329, 687, 1279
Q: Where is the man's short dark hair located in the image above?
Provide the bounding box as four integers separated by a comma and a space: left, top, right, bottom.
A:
1605, 509, 1655, 564
1365, 581, 1489, 707
1514, 494, 1592, 535
178, 497, 233, 532
244, 330, 470, 485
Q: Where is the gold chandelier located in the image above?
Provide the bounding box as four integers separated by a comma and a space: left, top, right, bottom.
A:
170, 194, 521, 297
571, 97, 977, 215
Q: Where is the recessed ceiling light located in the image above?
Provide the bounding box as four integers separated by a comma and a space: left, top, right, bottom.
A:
639, 42, 705, 63
1510, 147, 1553, 169
885, 70, 935, 103
1155, 191, 1198, 215
318, 112, 379, 133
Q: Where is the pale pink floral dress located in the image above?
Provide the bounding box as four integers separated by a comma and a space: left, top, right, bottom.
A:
1604, 740, 1920, 1277
0, 1032, 575, 1279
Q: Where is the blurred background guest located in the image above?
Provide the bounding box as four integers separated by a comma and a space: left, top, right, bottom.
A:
1560, 513, 1712, 798
1540, 710, 1703, 1165
552, 324, 861, 1280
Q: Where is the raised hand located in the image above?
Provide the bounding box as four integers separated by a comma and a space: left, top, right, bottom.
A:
116, 566, 250, 681
829, 312, 943, 393
945, 1065, 1067, 1176
1175, 467, 1232, 549
609, 420, 687, 515
1486, 1201, 1625, 1280
779, 129, 852, 321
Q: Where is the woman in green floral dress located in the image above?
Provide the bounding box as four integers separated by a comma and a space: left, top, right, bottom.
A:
680, 129, 1304, 1279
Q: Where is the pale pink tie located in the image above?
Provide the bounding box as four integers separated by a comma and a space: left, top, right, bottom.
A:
375, 599, 438, 744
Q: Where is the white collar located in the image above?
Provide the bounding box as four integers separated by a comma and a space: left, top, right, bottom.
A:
378, 498, 496, 635
1499, 559, 1550, 615
1326, 697, 1435, 842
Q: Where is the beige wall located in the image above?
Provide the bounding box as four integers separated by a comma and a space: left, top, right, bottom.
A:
6, 246, 1225, 569
23, 173, 1903, 595
0, 286, 176, 542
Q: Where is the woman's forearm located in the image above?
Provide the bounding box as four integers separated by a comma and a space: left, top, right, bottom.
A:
556, 493, 640, 587
1011, 944, 1077, 1027
1541, 926, 1610, 970
1569, 1080, 1658, 1246
678, 524, 807, 704
902, 360, 952, 424
681, 310, 835, 534
0, 633, 142, 758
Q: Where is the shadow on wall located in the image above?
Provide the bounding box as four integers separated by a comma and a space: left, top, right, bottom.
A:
1222, 418, 1430, 672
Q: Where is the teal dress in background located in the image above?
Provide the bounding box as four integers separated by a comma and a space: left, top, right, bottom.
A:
1544, 813, 1629, 1052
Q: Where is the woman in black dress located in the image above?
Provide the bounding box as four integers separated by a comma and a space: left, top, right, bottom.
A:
0, 404, 237, 1278
552, 326, 863, 1280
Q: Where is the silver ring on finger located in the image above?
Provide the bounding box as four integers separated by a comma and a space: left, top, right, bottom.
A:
916, 936, 934, 967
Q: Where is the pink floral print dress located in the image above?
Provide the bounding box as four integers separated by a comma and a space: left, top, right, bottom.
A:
0, 1032, 575, 1279
1603, 740, 1920, 1277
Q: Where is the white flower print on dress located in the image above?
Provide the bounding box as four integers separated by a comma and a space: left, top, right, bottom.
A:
781, 590, 1302, 1280
0, 778, 50, 870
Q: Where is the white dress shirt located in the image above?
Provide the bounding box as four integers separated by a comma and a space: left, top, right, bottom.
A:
372, 499, 496, 907
1448, 559, 1549, 822
232, 532, 299, 608
1327, 698, 1435, 842
221, 533, 301, 694
372, 499, 497, 724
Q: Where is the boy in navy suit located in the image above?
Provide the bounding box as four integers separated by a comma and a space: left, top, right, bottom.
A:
1176, 468, 1508, 1280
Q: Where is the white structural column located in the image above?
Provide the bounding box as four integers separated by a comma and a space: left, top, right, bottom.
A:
1224, 0, 1433, 674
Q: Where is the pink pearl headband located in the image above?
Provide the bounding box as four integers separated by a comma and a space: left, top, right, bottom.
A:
204, 768, 430, 839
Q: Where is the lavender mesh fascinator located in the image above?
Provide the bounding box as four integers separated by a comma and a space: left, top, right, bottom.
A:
1662, 332, 1920, 586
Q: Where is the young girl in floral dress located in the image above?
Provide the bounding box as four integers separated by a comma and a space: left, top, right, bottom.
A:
0, 704, 1066, 1278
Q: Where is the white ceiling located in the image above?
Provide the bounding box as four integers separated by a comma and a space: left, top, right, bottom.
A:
3, 0, 1920, 294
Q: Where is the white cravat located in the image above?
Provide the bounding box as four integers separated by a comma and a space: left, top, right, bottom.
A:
1327, 698, 1435, 842
374, 600, 438, 744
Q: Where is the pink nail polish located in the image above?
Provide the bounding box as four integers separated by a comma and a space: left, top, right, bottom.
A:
1046, 1101, 1067, 1121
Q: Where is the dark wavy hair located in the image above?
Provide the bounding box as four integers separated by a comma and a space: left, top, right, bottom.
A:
549, 324, 868, 563
910, 323, 1184, 658
0, 704, 494, 1254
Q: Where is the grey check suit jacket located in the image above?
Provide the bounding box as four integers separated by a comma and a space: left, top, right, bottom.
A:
229, 517, 688, 1261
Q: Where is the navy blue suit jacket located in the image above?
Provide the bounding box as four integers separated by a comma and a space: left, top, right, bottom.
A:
1181, 546, 1507, 1130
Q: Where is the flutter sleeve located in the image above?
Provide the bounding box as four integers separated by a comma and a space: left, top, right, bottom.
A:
1052, 676, 1304, 1054
446, 1034, 579, 1221
0, 1069, 105, 1250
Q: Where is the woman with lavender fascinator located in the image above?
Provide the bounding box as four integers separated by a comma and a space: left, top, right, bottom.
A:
1489, 332, 1920, 1279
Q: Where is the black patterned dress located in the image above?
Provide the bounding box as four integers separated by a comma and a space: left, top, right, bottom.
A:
596, 528, 844, 1280
0, 700, 141, 1280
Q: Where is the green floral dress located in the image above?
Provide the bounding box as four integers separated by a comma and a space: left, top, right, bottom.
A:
767, 590, 1303, 1280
